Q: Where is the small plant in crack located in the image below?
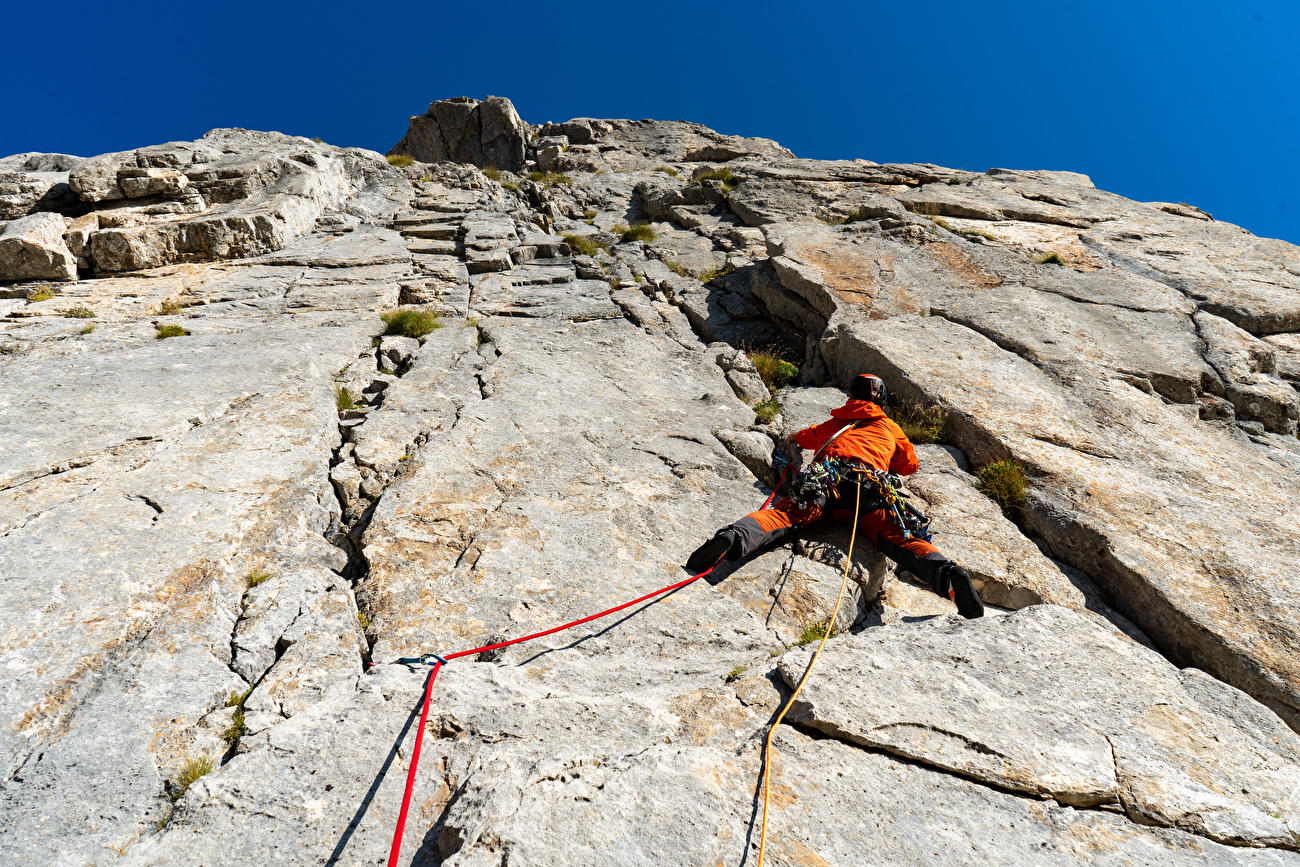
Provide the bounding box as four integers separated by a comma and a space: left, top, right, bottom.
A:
26, 285, 55, 302
245, 569, 272, 589
358, 611, 371, 630
335, 386, 357, 411
890, 401, 947, 445
171, 755, 214, 802
661, 258, 687, 277
380, 309, 441, 339
1035, 251, 1066, 266
563, 234, 608, 258
725, 665, 747, 682
750, 349, 799, 393
754, 397, 782, 425
155, 807, 173, 831
794, 619, 834, 647
155, 299, 185, 315
219, 709, 247, 746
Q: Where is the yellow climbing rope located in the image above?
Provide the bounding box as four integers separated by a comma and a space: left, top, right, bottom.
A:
754, 474, 862, 867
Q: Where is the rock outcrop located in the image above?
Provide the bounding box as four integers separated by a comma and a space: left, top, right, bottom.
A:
3, 95, 1300, 866
389, 95, 530, 172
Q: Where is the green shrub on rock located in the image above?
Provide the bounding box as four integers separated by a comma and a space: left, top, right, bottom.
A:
64, 306, 96, 319
978, 460, 1027, 515
380, 309, 441, 339
563, 234, 608, 258
752, 351, 799, 392
618, 223, 655, 243
155, 324, 189, 340
754, 397, 781, 425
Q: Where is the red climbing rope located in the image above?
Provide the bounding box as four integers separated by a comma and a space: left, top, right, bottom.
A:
386, 565, 715, 865
386, 468, 789, 865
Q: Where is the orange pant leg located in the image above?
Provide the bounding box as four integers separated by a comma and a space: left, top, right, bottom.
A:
859, 509, 941, 559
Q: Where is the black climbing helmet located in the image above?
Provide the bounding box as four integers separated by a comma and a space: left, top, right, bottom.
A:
849, 374, 889, 408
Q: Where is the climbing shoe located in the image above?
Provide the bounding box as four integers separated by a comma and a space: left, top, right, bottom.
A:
939, 564, 984, 619
686, 529, 737, 573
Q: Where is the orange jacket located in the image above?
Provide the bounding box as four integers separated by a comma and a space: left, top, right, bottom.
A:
792, 400, 919, 475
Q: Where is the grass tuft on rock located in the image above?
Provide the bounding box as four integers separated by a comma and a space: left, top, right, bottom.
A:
795, 620, 832, 647
698, 265, 734, 284
335, 386, 357, 411
693, 167, 734, 184
227, 686, 253, 709
63, 306, 96, 319
891, 402, 947, 444
948, 178, 963, 185
725, 665, 747, 682
1036, 251, 1066, 266
171, 756, 214, 802
617, 223, 655, 243
380, 309, 441, 339
525, 171, 570, 186
155, 324, 189, 340
245, 569, 272, 589
653, 165, 679, 177
563, 234, 608, 258
386, 154, 414, 167
482, 166, 501, 181
155, 299, 184, 315
751, 351, 799, 393
754, 397, 782, 425
79, 324, 95, 335
978, 460, 1027, 515
662, 258, 687, 277
219, 710, 246, 746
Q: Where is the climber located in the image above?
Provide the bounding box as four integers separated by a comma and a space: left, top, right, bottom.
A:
686, 374, 984, 618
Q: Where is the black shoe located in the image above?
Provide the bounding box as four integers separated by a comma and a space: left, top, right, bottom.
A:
686, 529, 737, 573
940, 564, 984, 619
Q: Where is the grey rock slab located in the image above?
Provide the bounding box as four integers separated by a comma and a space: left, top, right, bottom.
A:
253, 224, 411, 268
940, 284, 1216, 404
0, 211, 77, 281
714, 427, 776, 488
825, 313, 1300, 734
358, 315, 773, 665
780, 606, 1300, 848
906, 445, 1088, 611
243, 589, 364, 719
349, 323, 482, 477
468, 273, 621, 320
1197, 310, 1300, 434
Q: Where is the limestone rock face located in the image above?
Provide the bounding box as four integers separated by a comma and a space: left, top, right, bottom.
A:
0, 212, 77, 280
389, 95, 529, 171
5, 102, 1300, 867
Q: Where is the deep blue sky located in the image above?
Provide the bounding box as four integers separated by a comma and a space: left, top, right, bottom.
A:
7, 1, 1298, 244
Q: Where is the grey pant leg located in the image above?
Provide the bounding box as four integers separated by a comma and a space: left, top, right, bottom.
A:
876, 536, 949, 592
729, 515, 797, 560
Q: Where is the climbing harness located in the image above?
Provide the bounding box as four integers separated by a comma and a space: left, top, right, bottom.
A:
771, 420, 934, 541
385, 567, 717, 865
755, 473, 863, 867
